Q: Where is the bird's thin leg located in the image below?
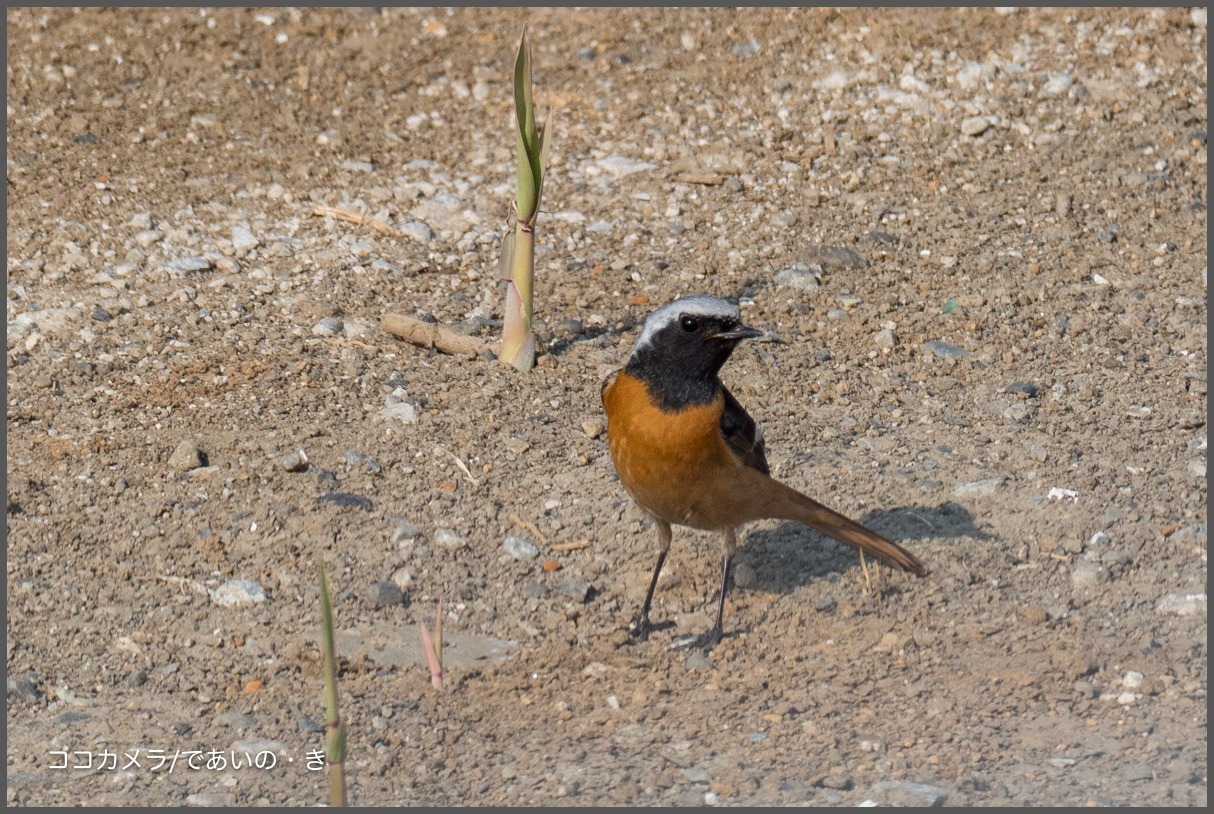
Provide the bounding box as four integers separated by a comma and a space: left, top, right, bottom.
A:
630, 519, 672, 642
699, 527, 739, 650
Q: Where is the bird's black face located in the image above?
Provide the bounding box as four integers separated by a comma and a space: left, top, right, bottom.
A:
626, 297, 762, 410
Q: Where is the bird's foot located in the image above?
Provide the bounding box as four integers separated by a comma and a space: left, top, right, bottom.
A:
627, 614, 676, 643
627, 614, 654, 644
672, 626, 724, 652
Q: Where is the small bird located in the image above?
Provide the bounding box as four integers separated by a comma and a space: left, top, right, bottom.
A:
601, 295, 926, 648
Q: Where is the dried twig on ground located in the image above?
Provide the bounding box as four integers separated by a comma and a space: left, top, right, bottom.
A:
381, 313, 495, 358
311, 205, 402, 237
508, 512, 548, 546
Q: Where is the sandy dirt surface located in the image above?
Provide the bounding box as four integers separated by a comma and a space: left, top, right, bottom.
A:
5, 6, 1207, 806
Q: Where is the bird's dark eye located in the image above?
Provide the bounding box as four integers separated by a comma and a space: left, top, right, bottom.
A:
679, 316, 699, 333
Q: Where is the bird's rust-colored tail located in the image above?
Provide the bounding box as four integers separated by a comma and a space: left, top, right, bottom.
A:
764, 479, 926, 576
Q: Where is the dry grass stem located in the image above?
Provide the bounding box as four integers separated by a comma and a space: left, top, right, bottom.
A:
311, 205, 402, 237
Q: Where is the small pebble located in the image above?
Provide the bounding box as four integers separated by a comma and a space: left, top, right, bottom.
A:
522, 582, 550, 599
128, 212, 154, 229
1047, 486, 1079, 502
1041, 73, 1073, 97
380, 402, 419, 424
582, 419, 604, 439
874, 329, 897, 349
211, 579, 267, 607
923, 340, 969, 359
1006, 381, 1038, 397
7, 674, 40, 700
596, 155, 656, 177
57, 711, 92, 725
434, 529, 467, 550
312, 316, 344, 337
556, 317, 584, 337
391, 523, 422, 546
133, 229, 163, 247
773, 264, 822, 291
401, 221, 434, 242
1122, 670, 1144, 689
317, 492, 373, 511
867, 780, 948, 807
1156, 592, 1206, 617
390, 566, 414, 590
954, 61, 993, 90
124, 669, 147, 688
168, 440, 204, 472
164, 256, 213, 273
820, 773, 852, 791
1121, 172, 1154, 187
814, 595, 837, 614
954, 476, 1006, 497
186, 793, 237, 807
685, 651, 713, 671
281, 450, 309, 472
504, 535, 539, 561
371, 259, 405, 275
960, 116, 991, 136
232, 224, 261, 253
366, 581, 403, 608
731, 40, 759, 56
1018, 605, 1048, 624
557, 575, 593, 602
814, 246, 867, 269
732, 562, 758, 589
297, 715, 324, 733
343, 451, 382, 473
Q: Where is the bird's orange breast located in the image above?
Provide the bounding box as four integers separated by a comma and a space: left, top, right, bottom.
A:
602, 370, 746, 529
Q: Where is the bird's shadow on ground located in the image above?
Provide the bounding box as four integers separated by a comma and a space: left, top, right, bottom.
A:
737, 501, 989, 594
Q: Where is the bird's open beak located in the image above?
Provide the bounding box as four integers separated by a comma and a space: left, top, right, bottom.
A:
711, 324, 764, 341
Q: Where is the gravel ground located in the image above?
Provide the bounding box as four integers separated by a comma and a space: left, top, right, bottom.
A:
5, 6, 1207, 806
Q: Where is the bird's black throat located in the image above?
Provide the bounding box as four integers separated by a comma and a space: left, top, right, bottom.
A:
626, 341, 740, 412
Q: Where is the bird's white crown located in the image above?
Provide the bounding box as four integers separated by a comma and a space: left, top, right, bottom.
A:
631, 295, 739, 355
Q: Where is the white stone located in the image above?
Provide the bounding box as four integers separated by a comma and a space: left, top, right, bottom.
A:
961, 116, 991, 136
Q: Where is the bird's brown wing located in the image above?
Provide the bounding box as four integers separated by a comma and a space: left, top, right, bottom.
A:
718, 384, 770, 476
